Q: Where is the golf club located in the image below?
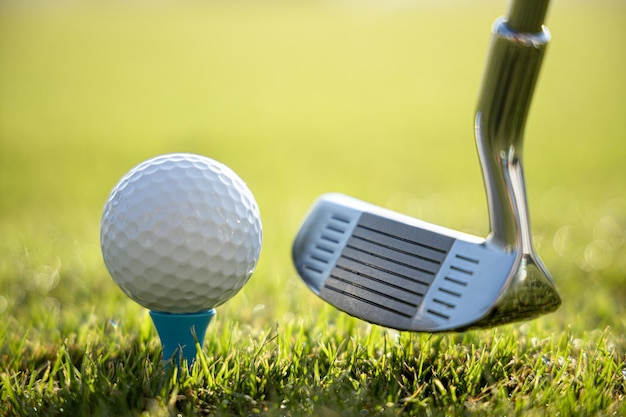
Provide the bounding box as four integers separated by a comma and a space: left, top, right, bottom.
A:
292, 0, 561, 331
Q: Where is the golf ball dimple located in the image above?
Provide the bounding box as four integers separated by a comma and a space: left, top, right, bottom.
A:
100, 153, 262, 313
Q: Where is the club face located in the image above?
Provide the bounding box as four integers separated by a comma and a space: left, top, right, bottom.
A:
293, 194, 521, 331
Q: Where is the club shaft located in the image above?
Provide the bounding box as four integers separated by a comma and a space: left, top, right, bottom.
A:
475, 2, 550, 250
506, 0, 550, 33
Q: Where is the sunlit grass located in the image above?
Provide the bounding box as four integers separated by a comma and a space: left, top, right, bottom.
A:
0, 1, 625, 415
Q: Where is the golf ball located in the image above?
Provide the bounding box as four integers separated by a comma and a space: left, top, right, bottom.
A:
100, 153, 262, 314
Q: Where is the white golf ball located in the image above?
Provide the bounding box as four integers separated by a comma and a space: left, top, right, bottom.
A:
100, 153, 262, 314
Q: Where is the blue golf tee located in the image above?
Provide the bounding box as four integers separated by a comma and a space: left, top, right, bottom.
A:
149, 309, 216, 368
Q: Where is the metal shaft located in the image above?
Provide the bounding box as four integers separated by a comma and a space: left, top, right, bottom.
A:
506, 0, 550, 33
475, 0, 551, 251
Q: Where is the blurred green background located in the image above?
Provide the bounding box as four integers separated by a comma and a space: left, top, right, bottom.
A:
0, 0, 624, 337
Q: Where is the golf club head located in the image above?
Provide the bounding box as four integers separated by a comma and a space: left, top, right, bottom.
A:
292, 3, 562, 331
292, 194, 559, 331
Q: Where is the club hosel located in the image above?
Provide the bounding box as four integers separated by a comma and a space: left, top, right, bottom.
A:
475, 17, 549, 250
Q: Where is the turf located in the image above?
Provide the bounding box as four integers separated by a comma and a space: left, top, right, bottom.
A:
0, 1, 625, 416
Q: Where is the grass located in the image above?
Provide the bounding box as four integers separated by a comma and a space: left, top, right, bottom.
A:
0, 1, 625, 415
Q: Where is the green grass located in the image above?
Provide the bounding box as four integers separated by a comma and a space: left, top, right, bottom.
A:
1, 1, 625, 416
